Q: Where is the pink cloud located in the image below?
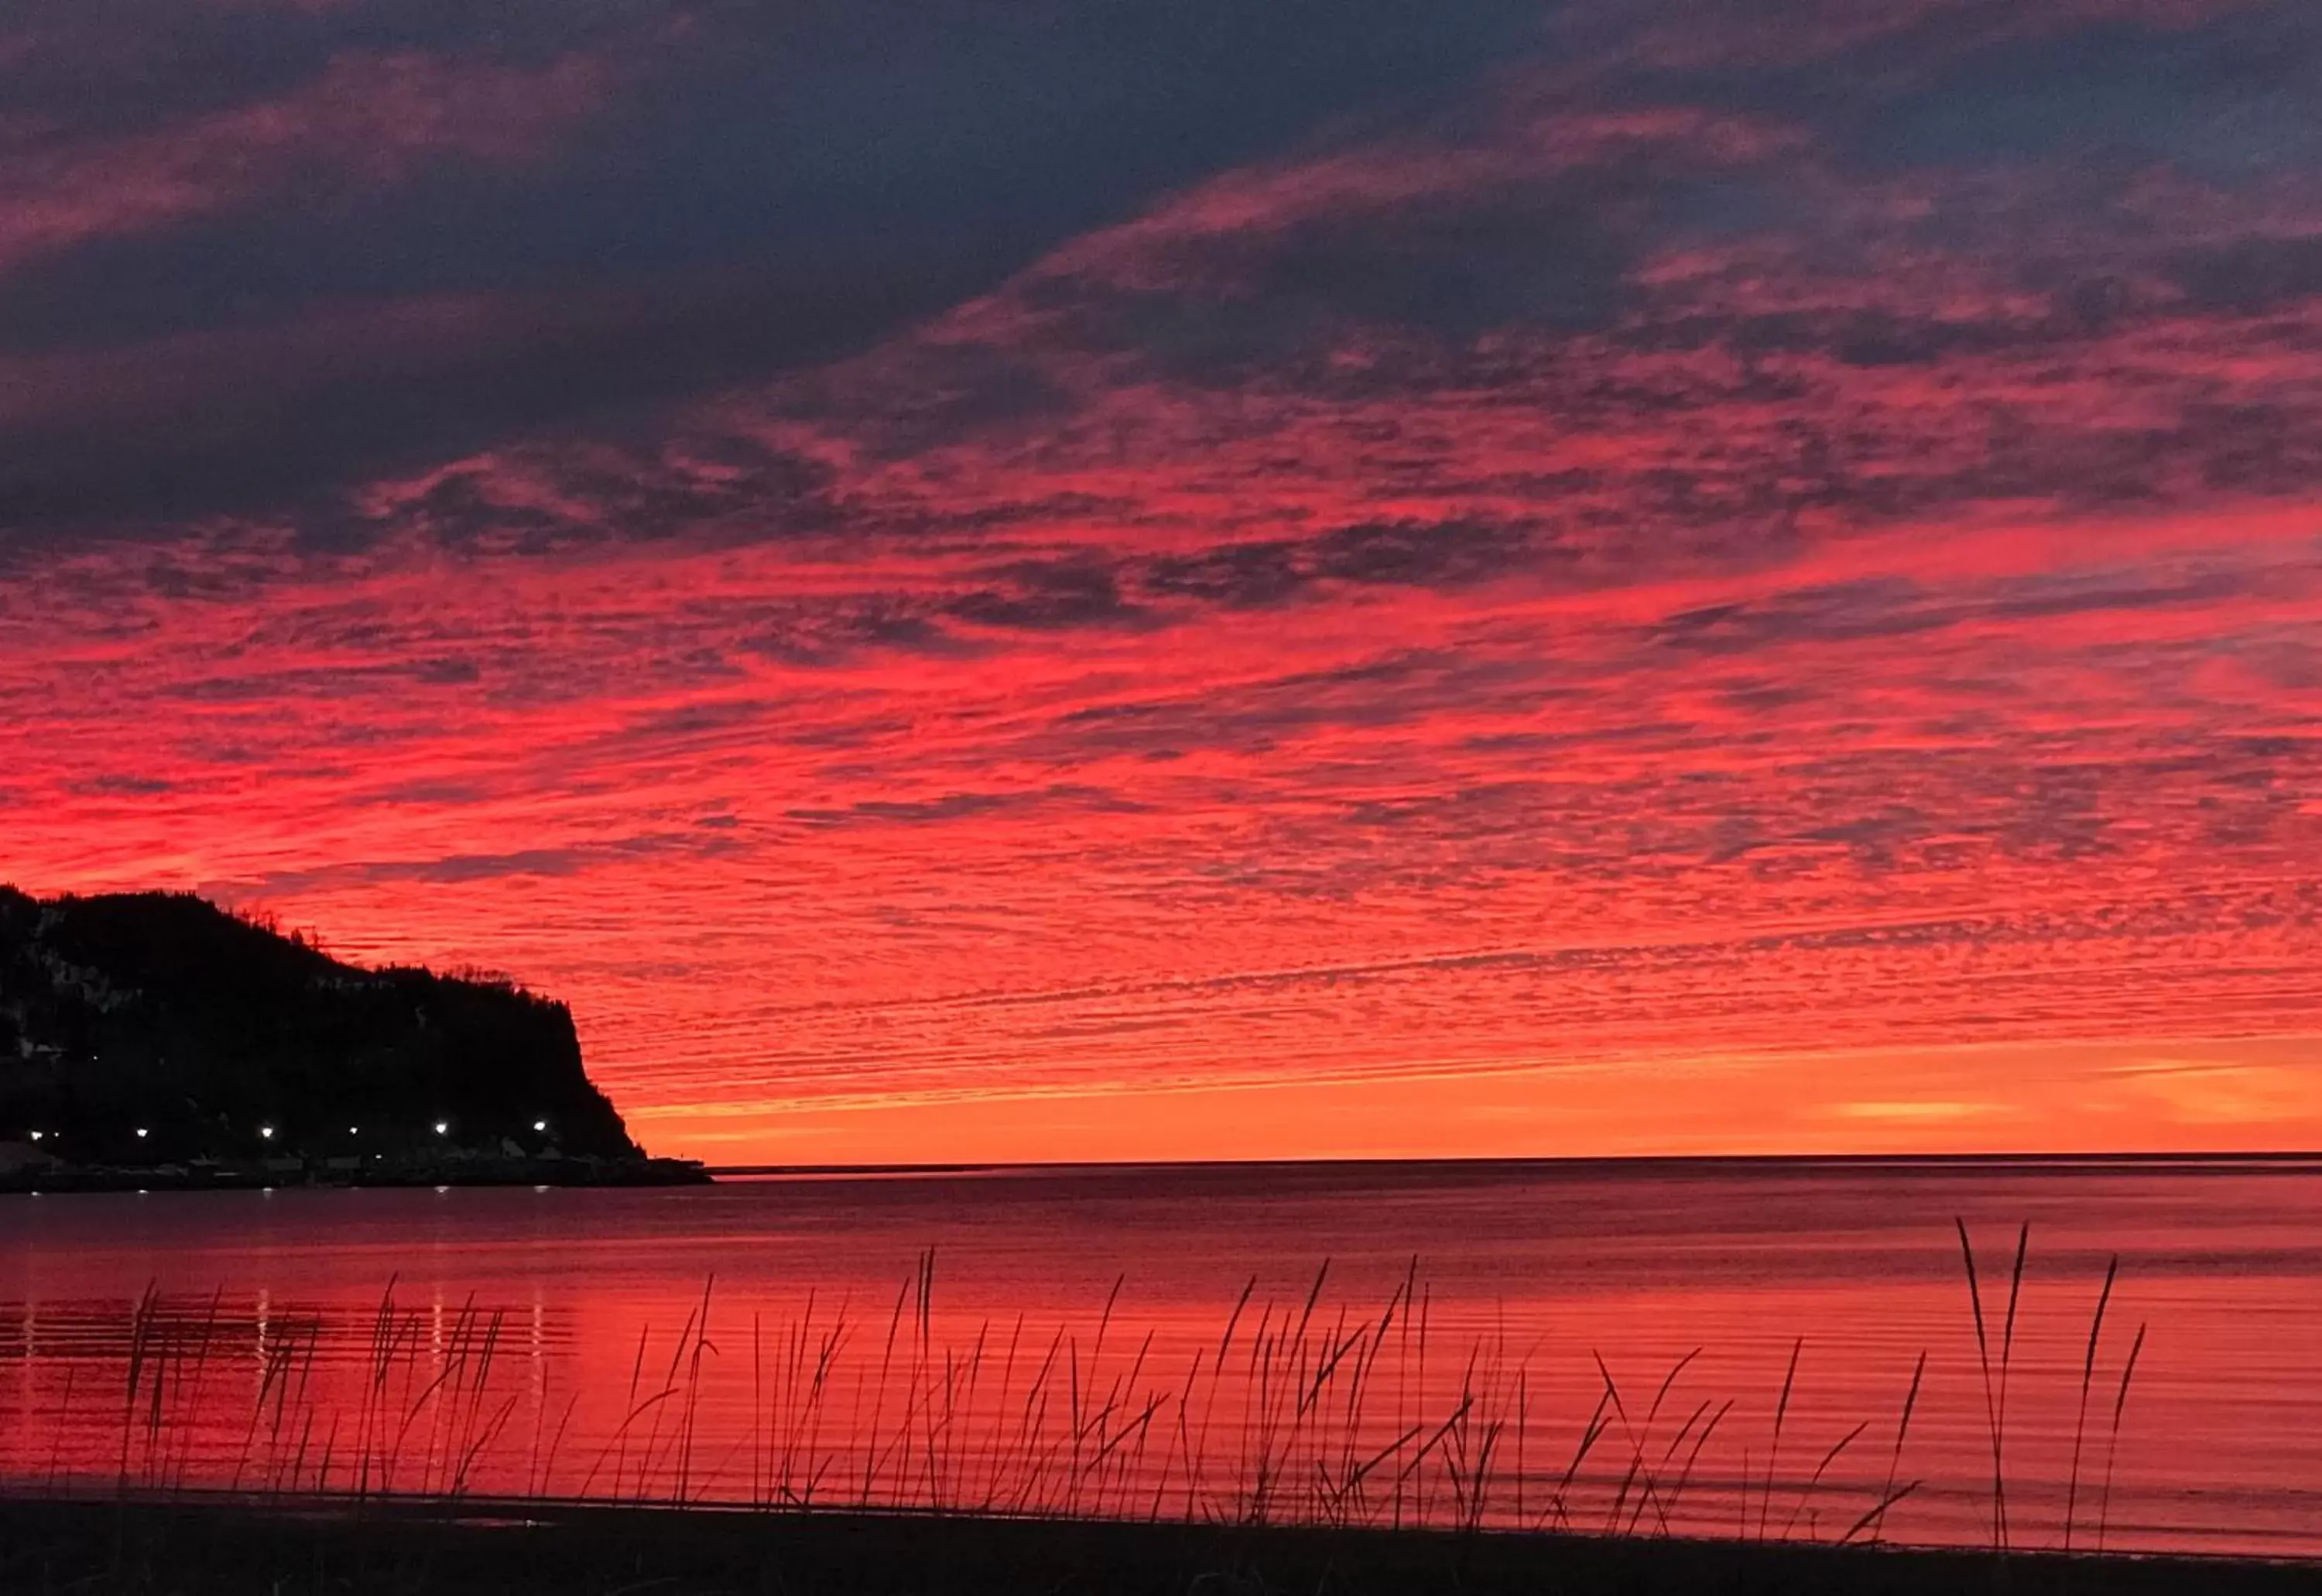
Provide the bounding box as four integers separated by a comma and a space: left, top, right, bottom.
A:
0, 49, 608, 272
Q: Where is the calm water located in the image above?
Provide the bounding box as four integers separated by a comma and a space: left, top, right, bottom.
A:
5, 1159, 2320, 1556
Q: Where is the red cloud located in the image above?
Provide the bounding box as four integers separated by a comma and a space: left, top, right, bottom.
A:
8, 7, 2322, 1162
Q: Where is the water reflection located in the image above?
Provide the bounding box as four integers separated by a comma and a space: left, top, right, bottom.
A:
3, 1161, 2319, 1553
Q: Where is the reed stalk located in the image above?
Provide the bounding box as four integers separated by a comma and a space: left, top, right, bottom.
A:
7, 1223, 2163, 1557
2064, 1254, 2118, 1553
2096, 1322, 2146, 1555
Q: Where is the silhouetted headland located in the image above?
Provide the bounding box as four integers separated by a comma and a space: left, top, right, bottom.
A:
0, 885, 704, 1191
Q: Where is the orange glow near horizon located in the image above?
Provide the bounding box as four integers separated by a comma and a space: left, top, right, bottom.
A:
5, 3, 2322, 1163
635, 1037, 2322, 1166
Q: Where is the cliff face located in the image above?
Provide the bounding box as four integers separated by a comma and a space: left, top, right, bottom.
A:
0, 887, 642, 1164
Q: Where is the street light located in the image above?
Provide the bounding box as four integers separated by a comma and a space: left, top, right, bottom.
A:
533, 1120, 547, 1133
135, 1127, 149, 1139
259, 1125, 275, 1140
434, 1121, 449, 1136
27, 1130, 42, 1142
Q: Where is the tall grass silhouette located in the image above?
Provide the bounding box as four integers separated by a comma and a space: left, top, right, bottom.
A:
2, 1225, 2151, 1557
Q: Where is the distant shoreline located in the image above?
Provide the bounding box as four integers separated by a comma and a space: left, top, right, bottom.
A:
19, 1150, 2312, 1195
0, 1154, 711, 1194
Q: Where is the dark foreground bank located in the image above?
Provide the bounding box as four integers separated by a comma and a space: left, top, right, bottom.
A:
5, 1496, 2318, 1596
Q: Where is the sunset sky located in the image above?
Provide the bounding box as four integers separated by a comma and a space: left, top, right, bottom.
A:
5, 0, 2320, 1163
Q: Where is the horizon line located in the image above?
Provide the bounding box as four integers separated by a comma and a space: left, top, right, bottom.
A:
700, 1149, 2322, 1178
